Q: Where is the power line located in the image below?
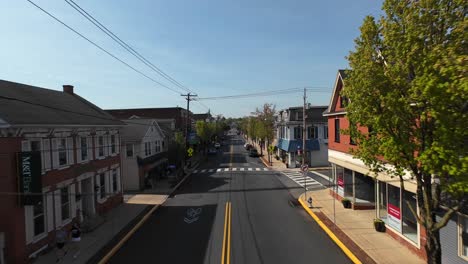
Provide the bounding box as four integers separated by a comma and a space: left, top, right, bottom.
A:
196, 87, 330, 101
64, 0, 191, 94
26, 0, 182, 95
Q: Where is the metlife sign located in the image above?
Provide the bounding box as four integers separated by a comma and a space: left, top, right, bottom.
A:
17, 151, 42, 206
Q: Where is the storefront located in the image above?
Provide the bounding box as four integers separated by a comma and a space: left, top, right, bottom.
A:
376, 181, 419, 244
331, 164, 375, 209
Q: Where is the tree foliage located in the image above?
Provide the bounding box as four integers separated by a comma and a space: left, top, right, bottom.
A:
344, 1, 467, 262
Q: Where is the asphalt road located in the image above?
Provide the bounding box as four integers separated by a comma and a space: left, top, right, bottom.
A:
109, 131, 350, 264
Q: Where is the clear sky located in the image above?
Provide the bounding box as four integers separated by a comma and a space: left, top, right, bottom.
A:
0, 0, 383, 118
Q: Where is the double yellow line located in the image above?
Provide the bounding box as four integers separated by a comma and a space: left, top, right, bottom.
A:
221, 202, 232, 264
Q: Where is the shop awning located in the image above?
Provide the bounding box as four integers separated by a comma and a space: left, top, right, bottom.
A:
276, 138, 320, 152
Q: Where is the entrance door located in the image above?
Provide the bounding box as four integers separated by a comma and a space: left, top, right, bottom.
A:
81, 177, 95, 220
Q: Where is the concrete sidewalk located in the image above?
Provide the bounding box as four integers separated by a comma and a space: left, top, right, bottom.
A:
299, 190, 424, 264
33, 157, 201, 264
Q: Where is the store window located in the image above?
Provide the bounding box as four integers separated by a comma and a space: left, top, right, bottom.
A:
387, 184, 402, 233
459, 215, 468, 259
378, 181, 387, 220
344, 168, 353, 197
61, 187, 70, 221
33, 201, 45, 236
402, 190, 418, 243
99, 173, 106, 199
354, 172, 374, 202
335, 165, 345, 197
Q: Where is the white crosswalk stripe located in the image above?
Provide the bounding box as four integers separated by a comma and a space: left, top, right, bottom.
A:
224, 168, 230, 172
209, 169, 214, 172
193, 170, 199, 173
255, 168, 260, 171
232, 168, 237, 171
240, 168, 245, 171
248, 168, 253, 171
192, 167, 271, 173
281, 171, 323, 190
263, 168, 268, 171
201, 169, 206, 173
217, 168, 222, 172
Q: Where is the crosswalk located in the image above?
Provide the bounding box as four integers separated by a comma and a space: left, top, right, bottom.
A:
193, 167, 270, 174
281, 171, 322, 190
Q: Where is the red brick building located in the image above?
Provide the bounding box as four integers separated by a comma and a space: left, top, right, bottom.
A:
0, 80, 124, 263
323, 70, 426, 260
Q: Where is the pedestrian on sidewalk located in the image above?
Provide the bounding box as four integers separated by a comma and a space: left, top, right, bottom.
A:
70, 221, 82, 259
55, 226, 68, 262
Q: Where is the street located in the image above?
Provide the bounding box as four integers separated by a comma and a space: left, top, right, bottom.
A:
109, 133, 350, 264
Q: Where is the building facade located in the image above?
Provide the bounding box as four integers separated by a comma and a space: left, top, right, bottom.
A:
275, 106, 328, 168
120, 119, 168, 191
0, 81, 124, 263
324, 70, 468, 262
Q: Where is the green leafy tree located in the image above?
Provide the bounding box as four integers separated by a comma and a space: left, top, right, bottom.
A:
195, 120, 215, 154
344, 1, 467, 263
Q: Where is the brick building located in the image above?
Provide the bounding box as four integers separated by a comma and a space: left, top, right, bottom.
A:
324, 70, 468, 262
0, 80, 124, 263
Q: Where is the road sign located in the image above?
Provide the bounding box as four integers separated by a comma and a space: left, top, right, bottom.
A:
184, 208, 202, 224
187, 147, 194, 157
301, 164, 308, 172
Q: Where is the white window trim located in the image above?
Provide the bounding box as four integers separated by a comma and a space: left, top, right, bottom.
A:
97, 172, 108, 204
459, 214, 468, 260
54, 138, 70, 170
32, 196, 47, 242
60, 187, 71, 223
110, 134, 117, 157
78, 136, 90, 164
97, 135, 106, 160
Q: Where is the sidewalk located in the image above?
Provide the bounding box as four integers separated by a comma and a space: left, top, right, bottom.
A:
33, 156, 201, 264
299, 190, 424, 264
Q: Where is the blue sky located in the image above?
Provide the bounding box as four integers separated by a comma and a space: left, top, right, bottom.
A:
0, 0, 383, 117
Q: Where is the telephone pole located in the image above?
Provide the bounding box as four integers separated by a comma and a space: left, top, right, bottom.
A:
303, 87, 308, 196
181, 93, 197, 151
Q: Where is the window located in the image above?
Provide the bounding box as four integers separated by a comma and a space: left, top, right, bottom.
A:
80, 137, 88, 161
110, 135, 116, 154
162, 141, 165, 150
112, 169, 118, 193
460, 215, 468, 258
99, 173, 106, 199
296, 111, 303, 121
308, 126, 318, 139
334, 119, 340, 143
60, 187, 70, 221
293, 127, 302, 139
98, 136, 104, 157
126, 144, 134, 157
324, 125, 329, 139
30, 141, 41, 152
58, 138, 67, 166
33, 201, 45, 236
144, 142, 151, 156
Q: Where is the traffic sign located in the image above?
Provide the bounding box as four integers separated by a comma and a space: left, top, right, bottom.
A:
301, 164, 308, 172
268, 145, 275, 153
187, 147, 194, 157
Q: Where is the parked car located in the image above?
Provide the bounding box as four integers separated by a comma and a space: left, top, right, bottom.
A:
214, 142, 221, 149
249, 149, 259, 157
244, 143, 252, 150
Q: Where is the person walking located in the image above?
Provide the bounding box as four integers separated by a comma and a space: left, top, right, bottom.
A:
55, 226, 68, 262
70, 222, 82, 259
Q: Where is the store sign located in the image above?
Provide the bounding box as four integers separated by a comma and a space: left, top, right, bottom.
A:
337, 174, 344, 197
17, 151, 42, 206
387, 203, 402, 232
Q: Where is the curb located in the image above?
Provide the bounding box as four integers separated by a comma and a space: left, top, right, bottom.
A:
95, 162, 200, 264
297, 194, 362, 264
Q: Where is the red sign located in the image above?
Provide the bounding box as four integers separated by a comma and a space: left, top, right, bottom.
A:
388, 203, 401, 219
338, 178, 344, 187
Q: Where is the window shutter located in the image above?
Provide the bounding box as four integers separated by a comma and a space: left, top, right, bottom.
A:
70, 184, 76, 218
67, 137, 74, 165
76, 137, 82, 163
54, 189, 61, 228
24, 206, 33, 244
52, 139, 59, 169
115, 134, 120, 154
94, 135, 99, 158
46, 192, 54, 232
21, 140, 30, 152
43, 139, 51, 171
87, 136, 93, 161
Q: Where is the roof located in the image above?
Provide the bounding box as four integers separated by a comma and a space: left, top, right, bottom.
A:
120, 119, 164, 142
105, 107, 189, 120
325, 69, 349, 116
193, 113, 212, 121
0, 80, 124, 127
279, 106, 328, 123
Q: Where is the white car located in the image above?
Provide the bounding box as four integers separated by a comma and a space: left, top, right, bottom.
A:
214, 142, 221, 148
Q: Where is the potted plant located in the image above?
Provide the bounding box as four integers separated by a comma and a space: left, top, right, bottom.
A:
373, 219, 386, 232
341, 198, 352, 208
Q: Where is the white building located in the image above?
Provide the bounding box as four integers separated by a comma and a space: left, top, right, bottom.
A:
275, 106, 328, 168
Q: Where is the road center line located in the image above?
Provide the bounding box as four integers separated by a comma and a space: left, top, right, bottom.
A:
221, 202, 232, 264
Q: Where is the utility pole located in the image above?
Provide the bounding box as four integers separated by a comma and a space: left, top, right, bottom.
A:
181, 93, 197, 159
303, 87, 307, 196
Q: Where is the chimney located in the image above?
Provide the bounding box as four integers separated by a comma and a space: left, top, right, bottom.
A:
63, 85, 74, 94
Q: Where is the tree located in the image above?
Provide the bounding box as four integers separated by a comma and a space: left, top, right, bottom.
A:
344, 1, 467, 263
195, 120, 215, 154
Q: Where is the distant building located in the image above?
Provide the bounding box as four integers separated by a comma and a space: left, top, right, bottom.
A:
275, 106, 328, 167
193, 112, 213, 123
105, 107, 192, 134
0, 80, 124, 263
120, 119, 168, 191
